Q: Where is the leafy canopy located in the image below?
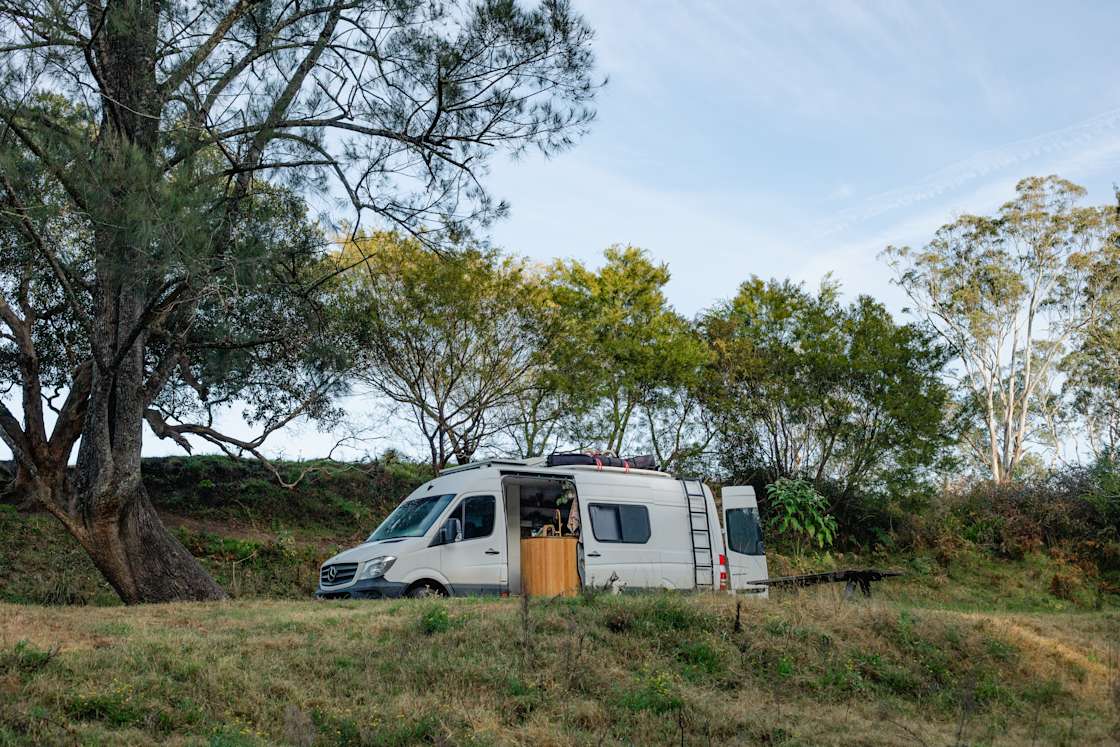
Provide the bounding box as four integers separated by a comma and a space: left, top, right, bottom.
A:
334, 231, 542, 469
702, 276, 952, 499
541, 245, 708, 454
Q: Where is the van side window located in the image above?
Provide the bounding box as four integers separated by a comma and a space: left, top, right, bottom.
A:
588, 503, 650, 544
462, 495, 495, 540
726, 507, 764, 555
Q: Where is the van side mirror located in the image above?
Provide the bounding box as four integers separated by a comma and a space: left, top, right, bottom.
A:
439, 517, 462, 545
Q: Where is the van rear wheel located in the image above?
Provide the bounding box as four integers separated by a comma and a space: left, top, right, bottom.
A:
406, 583, 447, 599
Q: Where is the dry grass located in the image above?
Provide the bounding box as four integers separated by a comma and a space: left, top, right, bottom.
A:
1, 588, 1118, 746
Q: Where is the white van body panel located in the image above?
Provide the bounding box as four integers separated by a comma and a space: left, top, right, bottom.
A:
317, 460, 759, 598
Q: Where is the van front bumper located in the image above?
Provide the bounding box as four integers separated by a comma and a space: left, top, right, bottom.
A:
316, 577, 408, 600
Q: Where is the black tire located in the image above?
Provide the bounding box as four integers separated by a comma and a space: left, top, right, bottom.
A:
406, 583, 447, 599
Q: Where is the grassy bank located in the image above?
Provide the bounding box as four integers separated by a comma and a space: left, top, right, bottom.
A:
0, 455, 430, 605
4, 497, 1118, 615
2, 456, 1119, 744
1, 592, 1117, 746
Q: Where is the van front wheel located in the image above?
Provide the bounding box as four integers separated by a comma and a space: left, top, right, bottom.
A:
406, 582, 447, 599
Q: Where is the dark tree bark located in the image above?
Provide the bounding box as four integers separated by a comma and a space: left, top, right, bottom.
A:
58, 0, 225, 601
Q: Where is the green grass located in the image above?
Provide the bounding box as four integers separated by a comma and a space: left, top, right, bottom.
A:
767, 546, 1119, 614
0, 508, 335, 605
3, 455, 1120, 743
0, 454, 430, 605
0, 593, 1117, 745
140, 455, 429, 533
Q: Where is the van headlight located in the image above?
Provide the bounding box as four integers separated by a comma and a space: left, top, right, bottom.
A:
359, 556, 397, 580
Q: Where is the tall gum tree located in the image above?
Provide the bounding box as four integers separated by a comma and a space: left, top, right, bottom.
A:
0, 0, 598, 602
884, 176, 1120, 482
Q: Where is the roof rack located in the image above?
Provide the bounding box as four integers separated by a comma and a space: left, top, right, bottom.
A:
437, 456, 673, 478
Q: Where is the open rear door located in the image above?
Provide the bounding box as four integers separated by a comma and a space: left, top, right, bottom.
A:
721, 486, 769, 595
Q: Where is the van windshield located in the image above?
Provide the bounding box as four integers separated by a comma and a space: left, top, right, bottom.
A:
367, 493, 455, 542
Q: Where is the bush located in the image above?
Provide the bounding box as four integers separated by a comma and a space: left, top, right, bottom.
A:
0, 641, 56, 676
418, 605, 451, 635
140, 453, 432, 532
911, 454, 1120, 571
766, 478, 838, 554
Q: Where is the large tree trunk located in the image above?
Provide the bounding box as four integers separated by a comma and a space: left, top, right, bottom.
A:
33, 0, 222, 603
74, 481, 226, 603
62, 274, 228, 603
65, 322, 226, 602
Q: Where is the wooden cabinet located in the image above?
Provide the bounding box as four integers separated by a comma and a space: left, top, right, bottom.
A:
520, 536, 579, 597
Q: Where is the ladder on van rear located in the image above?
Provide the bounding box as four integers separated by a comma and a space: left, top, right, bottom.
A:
681, 479, 715, 590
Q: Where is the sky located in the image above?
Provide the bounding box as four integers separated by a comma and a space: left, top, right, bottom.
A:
7, 0, 1120, 463
483, 0, 1120, 319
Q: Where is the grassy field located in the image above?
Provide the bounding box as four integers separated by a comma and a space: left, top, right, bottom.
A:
1, 591, 1117, 746
2, 456, 1119, 745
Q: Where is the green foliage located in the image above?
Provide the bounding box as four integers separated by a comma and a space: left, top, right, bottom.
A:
0, 641, 55, 677
0, 0, 599, 603
418, 605, 452, 635
335, 232, 544, 469
542, 245, 709, 454
885, 176, 1120, 481
142, 454, 429, 530
599, 594, 713, 636
65, 694, 144, 728
702, 276, 952, 510
766, 478, 837, 553
617, 669, 682, 714
1082, 449, 1120, 533
909, 459, 1120, 575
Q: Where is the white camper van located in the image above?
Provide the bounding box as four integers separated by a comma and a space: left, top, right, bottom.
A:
316, 456, 768, 599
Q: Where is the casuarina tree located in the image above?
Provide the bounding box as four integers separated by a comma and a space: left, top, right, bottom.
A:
0, 0, 598, 602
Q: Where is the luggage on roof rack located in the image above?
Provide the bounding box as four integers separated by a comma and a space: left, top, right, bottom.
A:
545, 452, 659, 471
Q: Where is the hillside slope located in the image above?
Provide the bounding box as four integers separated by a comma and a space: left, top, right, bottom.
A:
1, 593, 1117, 746
0, 456, 429, 605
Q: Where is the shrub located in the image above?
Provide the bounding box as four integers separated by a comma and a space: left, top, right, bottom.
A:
0, 641, 56, 676
418, 605, 451, 635
766, 478, 838, 554
911, 456, 1120, 571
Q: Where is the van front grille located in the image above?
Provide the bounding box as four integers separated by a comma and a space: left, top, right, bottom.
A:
320, 562, 358, 586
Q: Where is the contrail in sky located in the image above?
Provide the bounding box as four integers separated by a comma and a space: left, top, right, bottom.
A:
820, 106, 1120, 236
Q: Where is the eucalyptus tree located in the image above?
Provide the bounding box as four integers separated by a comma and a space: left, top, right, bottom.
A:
1063, 293, 1120, 456
1061, 191, 1120, 457
0, 0, 597, 602
884, 177, 1120, 482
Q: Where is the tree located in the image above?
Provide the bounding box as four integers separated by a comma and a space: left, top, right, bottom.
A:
501, 374, 568, 458
640, 385, 714, 475
884, 176, 1120, 482
542, 245, 707, 457
1061, 190, 1120, 457
1063, 299, 1120, 456
339, 232, 540, 471
701, 277, 951, 496
0, 0, 598, 602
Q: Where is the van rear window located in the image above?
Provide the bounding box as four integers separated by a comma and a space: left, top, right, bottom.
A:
726, 507, 764, 555
589, 503, 650, 544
